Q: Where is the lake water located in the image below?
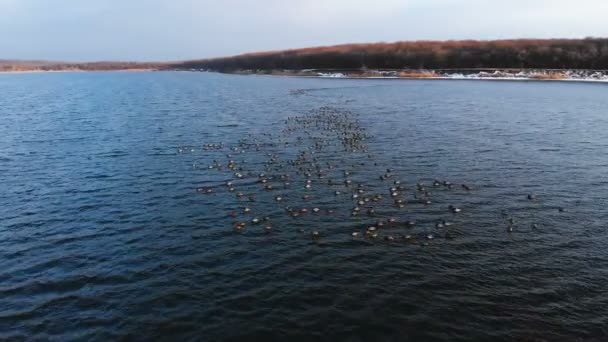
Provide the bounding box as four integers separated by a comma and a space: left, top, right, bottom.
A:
1, 72, 608, 341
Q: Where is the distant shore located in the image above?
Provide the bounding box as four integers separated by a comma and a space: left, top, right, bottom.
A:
178, 68, 608, 83
3, 67, 608, 83
4, 38, 608, 80
0, 60, 167, 73
0, 68, 160, 74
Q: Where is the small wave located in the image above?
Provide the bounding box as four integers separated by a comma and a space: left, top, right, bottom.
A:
0, 295, 106, 322
96, 151, 129, 158
0, 274, 131, 297
83, 174, 114, 179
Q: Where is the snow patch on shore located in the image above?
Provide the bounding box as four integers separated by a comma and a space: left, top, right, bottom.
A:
440, 70, 608, 82
317, 72, 346, 78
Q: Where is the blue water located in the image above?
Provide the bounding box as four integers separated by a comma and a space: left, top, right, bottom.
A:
1, 72, 608, 341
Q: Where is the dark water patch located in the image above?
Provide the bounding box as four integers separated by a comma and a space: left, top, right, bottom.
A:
95, 151, 129, 158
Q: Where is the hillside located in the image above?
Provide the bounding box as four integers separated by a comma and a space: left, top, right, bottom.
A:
175, 38, 608, 71
4, 38, 608, 74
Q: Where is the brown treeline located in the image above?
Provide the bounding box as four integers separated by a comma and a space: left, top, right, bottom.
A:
0, 60, 167, 72
176, 38, 608, 71
3, 38, 608, 73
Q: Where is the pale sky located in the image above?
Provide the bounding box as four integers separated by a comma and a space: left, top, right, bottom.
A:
1, 0, 607, 61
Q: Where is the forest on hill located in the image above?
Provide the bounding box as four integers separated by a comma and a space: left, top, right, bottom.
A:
4, 39, 608, 73
176, 38, 608, 71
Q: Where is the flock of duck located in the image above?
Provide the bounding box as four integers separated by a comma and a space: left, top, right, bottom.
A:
184, 106, 553, 245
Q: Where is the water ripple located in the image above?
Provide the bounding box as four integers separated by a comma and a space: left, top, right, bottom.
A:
0, 73, 607, 340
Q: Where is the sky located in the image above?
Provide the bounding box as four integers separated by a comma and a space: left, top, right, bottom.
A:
1, 0, 607, 61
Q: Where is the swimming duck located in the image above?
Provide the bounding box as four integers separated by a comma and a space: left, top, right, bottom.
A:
448, 205, 461, 213
234, 222, 246, 232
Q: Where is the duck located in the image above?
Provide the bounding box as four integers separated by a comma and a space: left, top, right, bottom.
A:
234, 222, 246, 232
448, 205, 461, 213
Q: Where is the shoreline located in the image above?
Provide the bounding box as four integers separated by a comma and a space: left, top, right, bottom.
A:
291, 75, 608, 83
2, 68, 608, 83
200, 68, 608, 83
0, 68, 160, 74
